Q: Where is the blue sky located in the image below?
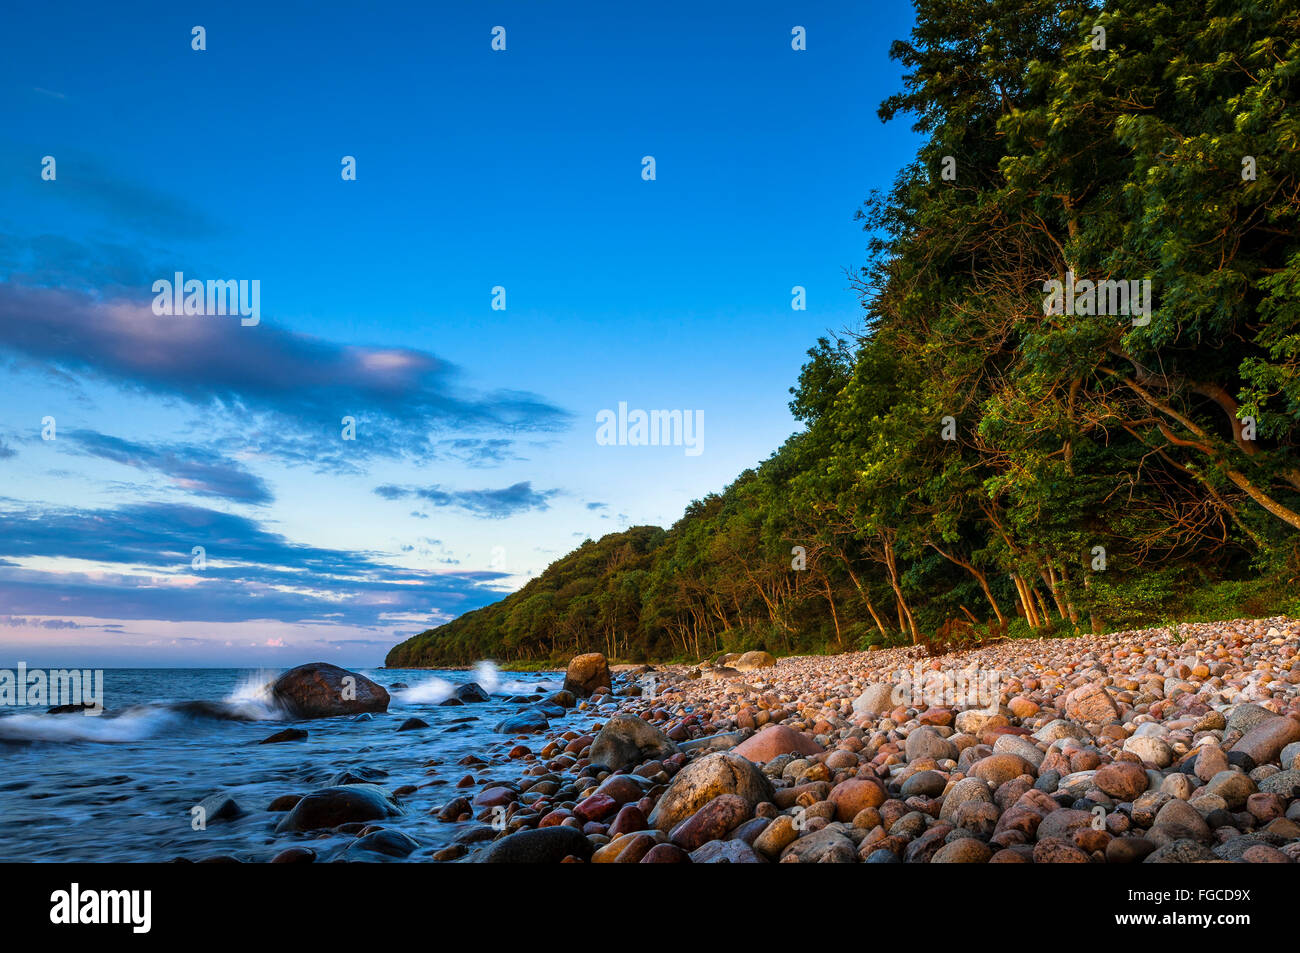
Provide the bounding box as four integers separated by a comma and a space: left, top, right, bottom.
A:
0, 1, 920, 666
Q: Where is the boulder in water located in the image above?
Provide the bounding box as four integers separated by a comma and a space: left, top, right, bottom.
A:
274, 785, 403, 833
271, 662, 389, 719
47, 702, 99, 715
342, 829, 421, 859
454, 682, 491, 703
195, 793, 245, 823
328, 766, 388, 786
259, 727, 308, 744
495, 708, 550, 734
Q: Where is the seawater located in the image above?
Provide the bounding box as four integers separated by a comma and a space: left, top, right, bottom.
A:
0, 665, 598, 862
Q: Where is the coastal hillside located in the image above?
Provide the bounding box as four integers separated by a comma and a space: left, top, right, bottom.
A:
389, 0, 1300, 669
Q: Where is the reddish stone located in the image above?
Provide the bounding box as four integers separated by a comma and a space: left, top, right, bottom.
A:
733, 724, 824, 762
471, 786, 515, 807
573, 792, 618, 823
828, 778, 887, 821
607, 803, 648, 838
669, 794, 751, 851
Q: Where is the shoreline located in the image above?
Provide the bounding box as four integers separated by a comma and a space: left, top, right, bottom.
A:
433, 615, 1300, 862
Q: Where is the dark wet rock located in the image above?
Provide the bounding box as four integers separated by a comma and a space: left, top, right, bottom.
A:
274, 785, 403, 833
494, 708, 550, 734
454, 682, 490, 703
328, 766, 388, 786
453, 825, 498, 845
435, 796, 471, 821
268, 794, 303, 812
437, 697, 465, 707
259, 728, 308, 744
195, 793, 245, 823
476, 825, 593, 863
269, 846, 316, 863
271, 662, 389, 718
343, 828, 420, 859
396, 717, 429, 732
46, 702, 99, 715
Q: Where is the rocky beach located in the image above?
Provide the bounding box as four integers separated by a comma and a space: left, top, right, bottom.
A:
11, 618, 1297, 865
266, 616, 1300, 864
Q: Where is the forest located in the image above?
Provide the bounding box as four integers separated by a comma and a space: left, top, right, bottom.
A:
386, 0, 1300, 669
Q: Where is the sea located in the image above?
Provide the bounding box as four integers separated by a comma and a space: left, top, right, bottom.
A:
0, 664, 602, 862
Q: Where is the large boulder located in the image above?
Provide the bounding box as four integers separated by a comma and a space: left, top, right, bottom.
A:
647, 752, 773, 832
271, 662, 389, 719
563, 653, 611, 697
274, 784, 402, 833
588, 714, 679, 771
733, 651, 776, 672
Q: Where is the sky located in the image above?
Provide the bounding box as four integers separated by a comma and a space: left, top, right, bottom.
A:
0, 1, 921, 667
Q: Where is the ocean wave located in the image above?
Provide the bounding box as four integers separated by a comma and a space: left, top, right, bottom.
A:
0, 671, 288, 743
474, 660, 562, 695
0, 705, 185, 744
393, 677, 454, 704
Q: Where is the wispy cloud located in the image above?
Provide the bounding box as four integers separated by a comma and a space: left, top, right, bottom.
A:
67, 429, 273, 504
0, 285, 573, 462
0, 501, 509, 628
375, 481, 558, 518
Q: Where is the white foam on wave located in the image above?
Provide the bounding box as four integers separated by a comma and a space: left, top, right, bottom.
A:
222, 669, 285, 720
395, 677, 455, 704
474, 660, 561, 695
472, 660, 502, 694
0, 706, 182, 744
